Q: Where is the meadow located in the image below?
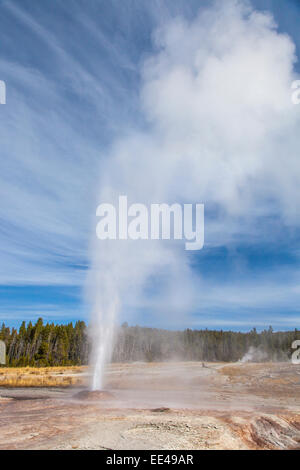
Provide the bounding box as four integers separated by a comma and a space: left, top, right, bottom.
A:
0, 366, 86, 387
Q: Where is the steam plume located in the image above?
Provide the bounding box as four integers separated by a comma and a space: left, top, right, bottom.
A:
88, 0, 300, 389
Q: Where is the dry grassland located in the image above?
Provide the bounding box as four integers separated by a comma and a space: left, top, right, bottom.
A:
0, 366, 87, 387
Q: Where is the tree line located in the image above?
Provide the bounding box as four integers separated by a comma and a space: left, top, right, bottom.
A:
0, 318, 299, 366
0, 318, 89, 367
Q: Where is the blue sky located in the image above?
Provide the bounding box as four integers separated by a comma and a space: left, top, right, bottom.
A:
0, 0, 300, 330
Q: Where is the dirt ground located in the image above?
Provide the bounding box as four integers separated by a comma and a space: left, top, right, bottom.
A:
0, 362, 299, 450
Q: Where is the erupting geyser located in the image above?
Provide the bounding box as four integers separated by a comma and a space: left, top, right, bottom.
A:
89, 275, 119, 391
88, 0, 300, 394
91, 322, 115, 390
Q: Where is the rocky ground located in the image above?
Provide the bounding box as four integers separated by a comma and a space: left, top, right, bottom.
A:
0, 362, 299, 450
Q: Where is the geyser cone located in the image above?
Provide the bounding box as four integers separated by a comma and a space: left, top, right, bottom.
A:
74, 390, 115, 401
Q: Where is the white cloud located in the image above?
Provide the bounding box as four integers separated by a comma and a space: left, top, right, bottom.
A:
90, 0, 300, 333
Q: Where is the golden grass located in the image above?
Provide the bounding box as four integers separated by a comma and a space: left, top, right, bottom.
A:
218, 363, 298, 392
218, 363, 272, 384
219, 363, 274, 377
0, 366, 88, 387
